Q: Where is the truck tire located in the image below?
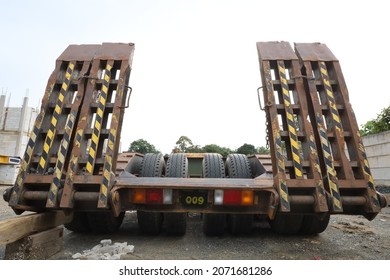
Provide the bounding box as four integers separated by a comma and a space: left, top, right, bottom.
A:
87, 211, 125, 233
202, 153, 226, 236
124, 154, 143, 176
164, 153, 188, 236
225, 154, 253, 235
137, 153, 165, 234
300, 213, 330, 235
269, 213, 303, 235
64, 212, 90, 233
248, 155, 266, 177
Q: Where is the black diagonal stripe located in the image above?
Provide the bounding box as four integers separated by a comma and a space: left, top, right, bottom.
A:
98, 102, 105, 111
319, 129, 327, 139
108, 133, 115, 143
99, 193, 107, 202
90, 141, 97, 151
24, 153, 30, 163
67, 118, 74, 129
105, 162, 111, 172
87, 155, 94, 165
367, 181, 375, 189
33, 126, 40, 136
53, 177, 60, 187
95, 114, 103, 124
48, 190, 56, 202
57, 160, 63, 171
324, 157, 333, 169
63, 133, 70, 143
101, 90, 108, 99
322, 143, 332, 156
27, 138, 35, 149
103, 176, 109, 187
292, 146, 300, 155
364, 165, 372, 175
93, 127, 100, 137
324, 83, 333, 93
76, 133, 81, 143
67, 66, 73, 75
332, 190, 341, 201
60, 145, 67, 157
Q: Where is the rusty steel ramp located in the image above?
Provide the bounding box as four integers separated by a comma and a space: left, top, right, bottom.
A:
7, 43, 134, 213
257, 41, 386, 219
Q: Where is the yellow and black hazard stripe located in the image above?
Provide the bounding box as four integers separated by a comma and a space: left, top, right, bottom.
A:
319, 62, 343, 131
47, 111, 77, 207
98, 121, 117, 208
317, 118, 343, 211
86, 64, 112, 174
9, 111, 46, 205
308, 134, 328, 211
275, 131, 290, 211
278, 62, 303, 178
38, 62, 75, 174
358, 141, 380, 210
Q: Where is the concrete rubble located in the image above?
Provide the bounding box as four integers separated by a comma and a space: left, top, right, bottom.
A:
72, 239, 135, 260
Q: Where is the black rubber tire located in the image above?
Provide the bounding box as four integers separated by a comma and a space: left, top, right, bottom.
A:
137, 153, 165, 235
300, 213, 330, 235
202, 153, 225, 178
269, 213, 304, 235
202, 153, 226, 236
124, 155, 143, 176
225, 153, 251, 178
225, 154, 253, 235
64, 212, 90, 233
87, 211, 125, 234
248, 155, 266, 178
164, 153, 188, 236
140, 153, 165, 177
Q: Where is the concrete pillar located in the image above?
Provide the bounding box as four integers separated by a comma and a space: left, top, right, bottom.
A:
15, 97, 29, 156
0, 95, 5, 130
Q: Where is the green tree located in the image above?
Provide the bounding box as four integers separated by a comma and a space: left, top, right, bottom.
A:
257, 146, 270, 154
203, 144, 232, 157
128, 139, 160, 154
236, 143, 257, 155
175, 136, 194, 152
360, 105, 390, 136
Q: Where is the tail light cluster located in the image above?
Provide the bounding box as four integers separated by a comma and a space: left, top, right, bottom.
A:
132, 189, 173, 205
214, 189, 254, 206
132, 188, 254, 206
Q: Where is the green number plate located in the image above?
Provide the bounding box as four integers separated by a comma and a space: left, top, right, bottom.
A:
181, 191, 208, 208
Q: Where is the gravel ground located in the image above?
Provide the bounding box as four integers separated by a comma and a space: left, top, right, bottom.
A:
1, 186, 389, 260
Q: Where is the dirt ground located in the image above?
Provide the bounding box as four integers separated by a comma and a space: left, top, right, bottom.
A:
1, 185, 389, 260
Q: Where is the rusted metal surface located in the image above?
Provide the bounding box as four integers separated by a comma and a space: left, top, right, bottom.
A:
6, 42, 385, 221
8, 43, 135, 213
256, 41, 383, 218
294, 42, 382, 218
256, 41, 328, 214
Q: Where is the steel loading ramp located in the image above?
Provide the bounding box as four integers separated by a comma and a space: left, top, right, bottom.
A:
7, 43, 134, 213
256, 41, 385, 219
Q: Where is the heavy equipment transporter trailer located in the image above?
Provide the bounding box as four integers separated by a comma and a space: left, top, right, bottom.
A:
3, 42, 387, 237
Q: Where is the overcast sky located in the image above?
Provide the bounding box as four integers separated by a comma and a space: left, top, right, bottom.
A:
1, 0, 389, 154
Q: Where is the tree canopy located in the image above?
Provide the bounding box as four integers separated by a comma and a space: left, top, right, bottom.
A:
127, 136, 269, 156
128, 139, 160, 154
360, 105, 390, 136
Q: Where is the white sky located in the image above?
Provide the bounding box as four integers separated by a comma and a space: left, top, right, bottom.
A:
1, 0, 389, 154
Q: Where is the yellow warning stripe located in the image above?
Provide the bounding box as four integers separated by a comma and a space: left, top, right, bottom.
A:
278, 63, 303, 178
319, 62, 343, 131
86, 64, 112, 174
319, 126, 342, 211
38, 62, 75, 173
9, 111, 46, 205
